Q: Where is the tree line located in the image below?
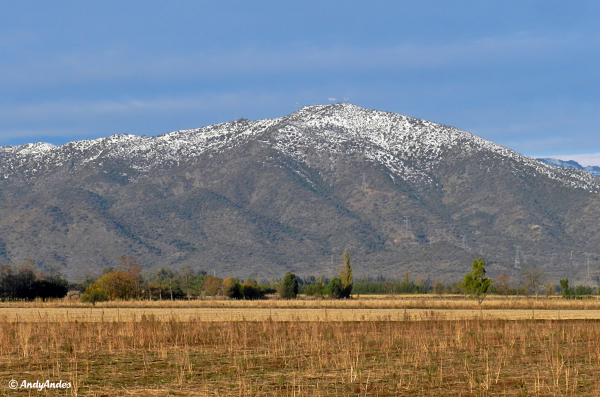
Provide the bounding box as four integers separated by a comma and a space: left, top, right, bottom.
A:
461, 258, 598, 308
1, 254, 595, 303
0, 260, 68, 301
77, 254, 598, 304
79, 251, 355, 303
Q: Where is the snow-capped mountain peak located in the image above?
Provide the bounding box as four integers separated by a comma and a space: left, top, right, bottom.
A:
1, 104, 599, 192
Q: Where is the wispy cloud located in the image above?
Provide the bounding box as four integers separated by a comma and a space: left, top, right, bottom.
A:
0, 128, 81, 139
0, 93, 274, 121
0, 91, 298, 144
461, 96, 600, 156
0, 32, 591, 88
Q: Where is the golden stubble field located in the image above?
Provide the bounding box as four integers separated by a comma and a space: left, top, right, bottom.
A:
2, 296, 600, 396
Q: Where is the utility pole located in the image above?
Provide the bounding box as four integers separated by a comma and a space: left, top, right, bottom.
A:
585, 253, 592, 280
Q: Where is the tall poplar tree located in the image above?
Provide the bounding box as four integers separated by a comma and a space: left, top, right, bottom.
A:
339, 249, 353, 298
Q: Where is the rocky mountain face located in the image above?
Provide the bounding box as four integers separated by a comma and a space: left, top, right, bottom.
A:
1, 104, 599, 283
536, 158, 600, 178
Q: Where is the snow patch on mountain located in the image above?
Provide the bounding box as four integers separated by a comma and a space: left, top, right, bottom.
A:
536, 158, 600, 179
1, 103, 599, 193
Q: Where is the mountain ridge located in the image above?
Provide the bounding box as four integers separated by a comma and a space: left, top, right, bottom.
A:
536, 157, 600, 178
1, 104, 599, 283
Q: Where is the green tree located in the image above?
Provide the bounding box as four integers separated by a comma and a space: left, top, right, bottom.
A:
305, 276, 325, 297
462, 258, 492, 309
326, 277, 344, 299
574, 284, 593, 296
338, 250, 353, 298
559, 278, 572, 299
278, 272, 299, 299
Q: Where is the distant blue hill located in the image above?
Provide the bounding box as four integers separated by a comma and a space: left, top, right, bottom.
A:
536, 158, 600, 178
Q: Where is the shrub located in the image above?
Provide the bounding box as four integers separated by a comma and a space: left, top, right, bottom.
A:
326, 277, 346, 299
304, 281, 325, 296
242, 282, 265, 300
432, 281, 445, 295
222, 277, 243, 299
81, 286, 109, 305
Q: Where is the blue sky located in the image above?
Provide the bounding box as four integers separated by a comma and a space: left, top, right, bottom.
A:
1, 1, 600, 164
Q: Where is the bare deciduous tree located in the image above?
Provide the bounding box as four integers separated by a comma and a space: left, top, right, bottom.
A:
521, 266, 545, 299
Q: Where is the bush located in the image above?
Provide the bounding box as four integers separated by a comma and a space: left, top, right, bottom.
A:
222, 277, 243, 299
326, 277, 351, 299
574, 285, 594, 296
304, 281, 325, 296
242, 282, 265, 300
432, 281, 445, 295
81, 287, 109, 305
351, 280, 427, 295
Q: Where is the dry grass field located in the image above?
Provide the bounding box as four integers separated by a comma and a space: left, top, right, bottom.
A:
5, 294, 600, 310
2, 297, 600, 396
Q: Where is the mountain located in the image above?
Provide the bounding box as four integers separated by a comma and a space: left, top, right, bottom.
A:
536, 158, 600, 178
1, 104, 600, 283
